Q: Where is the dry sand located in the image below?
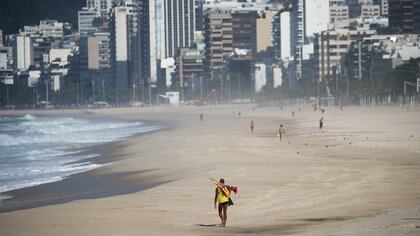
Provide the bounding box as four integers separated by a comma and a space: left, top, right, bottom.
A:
1, 104, 420, 235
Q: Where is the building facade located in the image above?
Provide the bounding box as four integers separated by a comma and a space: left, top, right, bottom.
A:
305, 0, 330, 38
204, 11, 233, 78
380, 0, 389, 15
361, 4, 380, 19
164, 0, 196, 58
389, 0, 420, 34
13, 35, 32, 71
86, 0, 114, 17
78, 8, 99, 36
256, 10, 277, 53
232, 11, 258, 53
314, 28, 376, 81
176, 48, 204, 98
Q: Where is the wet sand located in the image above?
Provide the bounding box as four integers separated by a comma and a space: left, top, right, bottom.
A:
0, 105, 420, 235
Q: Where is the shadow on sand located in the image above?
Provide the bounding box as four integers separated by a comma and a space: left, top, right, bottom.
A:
195, 223, 221, 228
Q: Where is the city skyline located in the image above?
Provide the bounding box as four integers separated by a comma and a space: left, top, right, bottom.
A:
0, 0, 419, 108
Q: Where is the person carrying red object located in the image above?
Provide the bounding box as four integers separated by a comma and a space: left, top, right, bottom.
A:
211, 178, 238, 227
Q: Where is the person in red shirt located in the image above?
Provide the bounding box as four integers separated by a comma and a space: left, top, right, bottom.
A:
278, 124, 286, 140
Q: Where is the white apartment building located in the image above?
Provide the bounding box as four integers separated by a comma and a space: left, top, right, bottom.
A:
280, 11, 291, 60
361, 4, 380, 19
329, 5, 349, 22
273, 66, 282, 88
39, 20, 64, 38
305, 0, 330, 38
19, 20, 64, 38
254, 63, 266, 92
13, 35, 32, 70
78, 8, 99, 36
113, 6, 129, 90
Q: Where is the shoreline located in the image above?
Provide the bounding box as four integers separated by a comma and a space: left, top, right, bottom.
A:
0, 112, 170, 212
0, 105, 420, 235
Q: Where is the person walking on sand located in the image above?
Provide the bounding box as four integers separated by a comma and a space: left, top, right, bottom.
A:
319, 117, 324, 130
214, 179, 230, 227
278, 124, 286, 140
200, 113, 204, 122
250, 121, 255, 133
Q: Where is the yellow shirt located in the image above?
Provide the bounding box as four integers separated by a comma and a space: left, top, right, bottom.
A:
216, 187, 229, 204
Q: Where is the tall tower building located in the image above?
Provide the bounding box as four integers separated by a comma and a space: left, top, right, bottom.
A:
111, 6, 129, 91
164, 0, 196, 58
291, 0, 305, 83
389, 0, 420, 34
13, 35, 33, 71
78, 7, 99, 36
305, 0, 329, 38
204, 11, 233, 78
110, 0, 141, 100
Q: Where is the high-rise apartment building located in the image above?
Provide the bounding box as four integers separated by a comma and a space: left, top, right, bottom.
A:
232, 11, 258, 53
380, 0, 389, 15
164, 0, 196, 58
314, 28, 376, 81
138, 0, 165, 91
329, 0, 349, 22
256, 10, 277, 53
291, 0, 305, 81
273, 11, 291, 61
78, 8, 99, 36
204, 11, 233, 78
195, 0, 204, 31
38, 20, 64, 38
254, 63, 266, 92
19, 20, 64, 38
109, 0, 142, 100
389, 0, 420, 34
305, 0, 330, 38
361, 4, 380, 18
95, 32, 111, 70
111, 6, 129, 91
13, 35, 32, 71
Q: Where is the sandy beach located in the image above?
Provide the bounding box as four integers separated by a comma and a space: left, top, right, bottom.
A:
1, 104, 420, 235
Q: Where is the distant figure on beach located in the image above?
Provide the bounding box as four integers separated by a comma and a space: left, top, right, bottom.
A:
238, 112, 241, 117
341, 105, 343, 111
280, 106, 283, 111
292, 111, 295, 117
200, 114, 204, 122
250, 121, 255, 133
278, 124, 286, 140
313, 105, 317, 112
319, 117, 324, 130
321, 107, 325, 114
214, 178, 231, 227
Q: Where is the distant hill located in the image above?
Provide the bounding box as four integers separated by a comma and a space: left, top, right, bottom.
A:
0, 0, 84, 35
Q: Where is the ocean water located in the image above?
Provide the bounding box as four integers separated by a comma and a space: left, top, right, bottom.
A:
0, 114, 160, 197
